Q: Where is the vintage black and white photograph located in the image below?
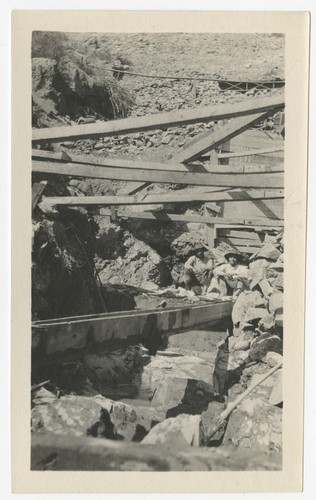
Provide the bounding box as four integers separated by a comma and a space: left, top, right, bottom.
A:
9, 6, 312, 491
29, 29, 288, 473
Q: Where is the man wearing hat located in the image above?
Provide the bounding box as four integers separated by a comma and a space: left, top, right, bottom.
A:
207, 251, 248, 298
183, 244, 213, 294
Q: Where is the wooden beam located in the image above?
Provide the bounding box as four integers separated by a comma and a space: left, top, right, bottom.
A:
33, 159, 284, 189
216, 229, 265, 239
218, 146, 283, 159
32, 150, 205, 173
206, 164, 283, 174
32, 148, 284, 175
97, 209, 221, 224
233, 246, 258, 254
82, 208, 283, 228
190, 189, 284, 203
205, 224, 215, 247
218, 236, 262, 247
215, 223, 283, 231
32, 95, 284, 145
169, 110, 282, 164
31, 149, 72, 161
39, 188, 285, 213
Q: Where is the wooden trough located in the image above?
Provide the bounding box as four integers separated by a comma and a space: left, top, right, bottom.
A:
32, 301, 233, 373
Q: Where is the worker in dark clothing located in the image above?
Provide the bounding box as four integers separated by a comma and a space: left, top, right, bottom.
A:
183, 244, 213, 295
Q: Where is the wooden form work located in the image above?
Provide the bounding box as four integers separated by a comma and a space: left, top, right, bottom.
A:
32, 93, 284, 254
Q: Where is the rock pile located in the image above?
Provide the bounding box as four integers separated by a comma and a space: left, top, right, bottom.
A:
211, 229, 284, 451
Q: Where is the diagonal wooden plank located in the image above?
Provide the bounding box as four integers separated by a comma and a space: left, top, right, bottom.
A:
170, 110, 281, 163
33, 159, 284, 189
32, 95, 284, 145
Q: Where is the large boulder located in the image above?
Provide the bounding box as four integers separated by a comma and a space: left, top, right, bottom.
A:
151, 377, 214, 417
31, 392, 106, 437
142, 354, 214, 399
249, 332, 283, 362
224, 398, 282, 451
31, 391, 161, 442
224, 364, 282, 451
232, 290, 268, 326
89, 397, 162, 441
250, 243, 281, 262
83, 346, 144, 399
213, 340, 250, 395
141, 414, 201, 449
268, 290, 284, 327
200, 400, 227, 445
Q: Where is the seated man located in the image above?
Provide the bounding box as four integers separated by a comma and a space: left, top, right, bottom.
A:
207, 251, 248, 299
183, 244, 213, 295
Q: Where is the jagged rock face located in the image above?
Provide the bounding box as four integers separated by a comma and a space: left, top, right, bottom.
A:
32, 58, 58, 101
98, 232, 172, 288
95, 220, 125, 260
32, 206, 101, 320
